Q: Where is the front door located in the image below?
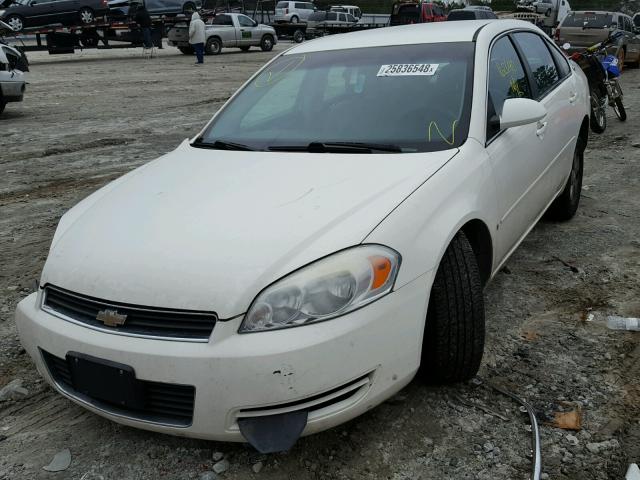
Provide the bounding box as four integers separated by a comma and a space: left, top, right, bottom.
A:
237, 14, 256, 46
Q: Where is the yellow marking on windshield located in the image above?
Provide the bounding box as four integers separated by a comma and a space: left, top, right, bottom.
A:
255, 55, 307, 88
427, 120, 457, 146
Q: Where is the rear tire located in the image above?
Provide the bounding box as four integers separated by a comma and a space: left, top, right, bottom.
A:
290, 15, 299, 23
589, 90, 606, 134
419, 231, 485, 384
293, 29, 304, 43
546, 139, 584, 221
260, 34, 274, 52
613, 97, 626, 121
79, 7, 95, 24
205, 37, 222, 55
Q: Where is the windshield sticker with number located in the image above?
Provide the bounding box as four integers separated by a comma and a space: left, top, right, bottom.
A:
377, 63, 439, 77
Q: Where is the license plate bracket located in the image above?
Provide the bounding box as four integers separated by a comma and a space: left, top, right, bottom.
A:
67, 352, 145, 409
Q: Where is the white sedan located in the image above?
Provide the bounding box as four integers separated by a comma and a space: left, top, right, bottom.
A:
16, 20, 589, 452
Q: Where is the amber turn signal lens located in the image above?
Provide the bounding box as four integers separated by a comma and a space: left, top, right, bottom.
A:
369, 256, 392, 290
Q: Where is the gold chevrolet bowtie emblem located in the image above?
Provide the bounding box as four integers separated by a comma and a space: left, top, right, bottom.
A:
96, 309, 128, 327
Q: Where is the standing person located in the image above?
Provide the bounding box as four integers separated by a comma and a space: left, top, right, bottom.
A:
189, 12, 206, 65
134, 4, 153, 49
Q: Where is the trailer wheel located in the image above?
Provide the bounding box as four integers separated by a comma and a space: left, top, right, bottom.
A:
205, 37, 222, 55
293, 29, 304, 43
5, 15, 24, 32
260, 34, 274, 52
179, 46, 194, 55
79, 7, 95, 24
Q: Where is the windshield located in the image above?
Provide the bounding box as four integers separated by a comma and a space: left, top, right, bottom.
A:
198, 43, 474, 153
448, 10, 476, 20
561, 12, 614, 28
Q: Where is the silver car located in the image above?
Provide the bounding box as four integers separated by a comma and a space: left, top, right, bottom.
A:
167, 13, 277, 55
0, 34, 27, 115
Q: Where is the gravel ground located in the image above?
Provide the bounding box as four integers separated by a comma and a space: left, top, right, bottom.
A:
0, 41, 639, 480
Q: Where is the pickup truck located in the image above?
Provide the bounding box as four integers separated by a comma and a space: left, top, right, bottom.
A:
167, 12, 277, 55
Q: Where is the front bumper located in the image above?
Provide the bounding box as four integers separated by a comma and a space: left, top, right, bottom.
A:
16, 273, 432, 441
0, 80, 26, 102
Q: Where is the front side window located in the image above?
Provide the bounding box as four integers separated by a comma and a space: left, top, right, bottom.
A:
513, 32, 559, 97
198, 43, 475, 153
487, 36, 531, 140
238, 15, 254, 27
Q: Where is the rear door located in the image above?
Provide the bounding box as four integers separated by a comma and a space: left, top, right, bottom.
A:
512, 31, 580, 216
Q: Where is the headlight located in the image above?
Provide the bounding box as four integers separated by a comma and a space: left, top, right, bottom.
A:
240, 245, 400, 333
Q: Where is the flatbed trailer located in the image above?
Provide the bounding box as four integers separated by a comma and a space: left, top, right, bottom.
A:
8, 14, 191, 54
270, 20, 388, 43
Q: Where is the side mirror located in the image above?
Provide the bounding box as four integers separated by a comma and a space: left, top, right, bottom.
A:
499, 98, 547, 130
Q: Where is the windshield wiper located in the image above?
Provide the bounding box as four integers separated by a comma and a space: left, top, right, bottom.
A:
269, 142, 402, 153
192, 138, 255, 151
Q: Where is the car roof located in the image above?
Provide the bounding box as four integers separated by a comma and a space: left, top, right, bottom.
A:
286, 20, 537, 54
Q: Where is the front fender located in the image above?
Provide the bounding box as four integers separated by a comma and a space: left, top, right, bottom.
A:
364, 139, 498, 289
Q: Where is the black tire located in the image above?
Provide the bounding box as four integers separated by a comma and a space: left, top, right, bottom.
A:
178, 46, 194, 55
589, 90, 606, 134
419, 231, 485, 384
260, 34, 274, 52
290, 15, 299, 23
183, 1, 196, 13
78, 7, 94, 24
613, 97, 626, 121
239, 46, 250, 52
5, 14, 24, 32
205, 37, 222, 55
546, 139, 584, 221
293, 29, 304, 43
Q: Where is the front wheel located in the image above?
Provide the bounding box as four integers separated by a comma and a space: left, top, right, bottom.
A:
613, 97, 626, 121
546, 139, 584, 221
260, 35, 274, 52
589, 89, 606, 134
205, 37, 222, 55
418, 231, 485, 384
79, 7, 95, 24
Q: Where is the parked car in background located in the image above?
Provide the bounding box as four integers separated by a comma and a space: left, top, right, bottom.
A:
16, 19, 590, 453
0, 0, 109, 31
556, 11, 640, 69
447, 8, 497, 20
168, 13, 276, 55
531, 0, 554, 15
329, 4, 361, 19
274, 1, 315, 23
307, 9, 357, 34
389, 1, 446, 26
0, 37, 28, 114
107, 0, 201, 18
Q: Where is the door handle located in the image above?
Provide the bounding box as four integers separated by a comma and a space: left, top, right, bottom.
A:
536, 121, 548, 137
569, 92, 578, 103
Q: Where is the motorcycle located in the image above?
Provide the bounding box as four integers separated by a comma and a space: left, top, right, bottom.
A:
565, 31, 626, 134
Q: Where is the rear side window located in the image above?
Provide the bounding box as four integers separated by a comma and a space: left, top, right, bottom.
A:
547, 41, 571, 78
212, 14, 233, 25
487, 36, 531, 140
513, 32, 559, 98
276, 1, 288, 7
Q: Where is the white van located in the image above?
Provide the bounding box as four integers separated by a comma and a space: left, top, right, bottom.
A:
274, 1, 316, 23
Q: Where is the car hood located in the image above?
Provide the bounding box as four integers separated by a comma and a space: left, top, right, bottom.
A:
42, 141, 455, 317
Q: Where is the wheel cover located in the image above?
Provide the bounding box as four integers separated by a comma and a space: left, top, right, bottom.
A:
8, 16, 23, 30
80, 9, 93, 23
